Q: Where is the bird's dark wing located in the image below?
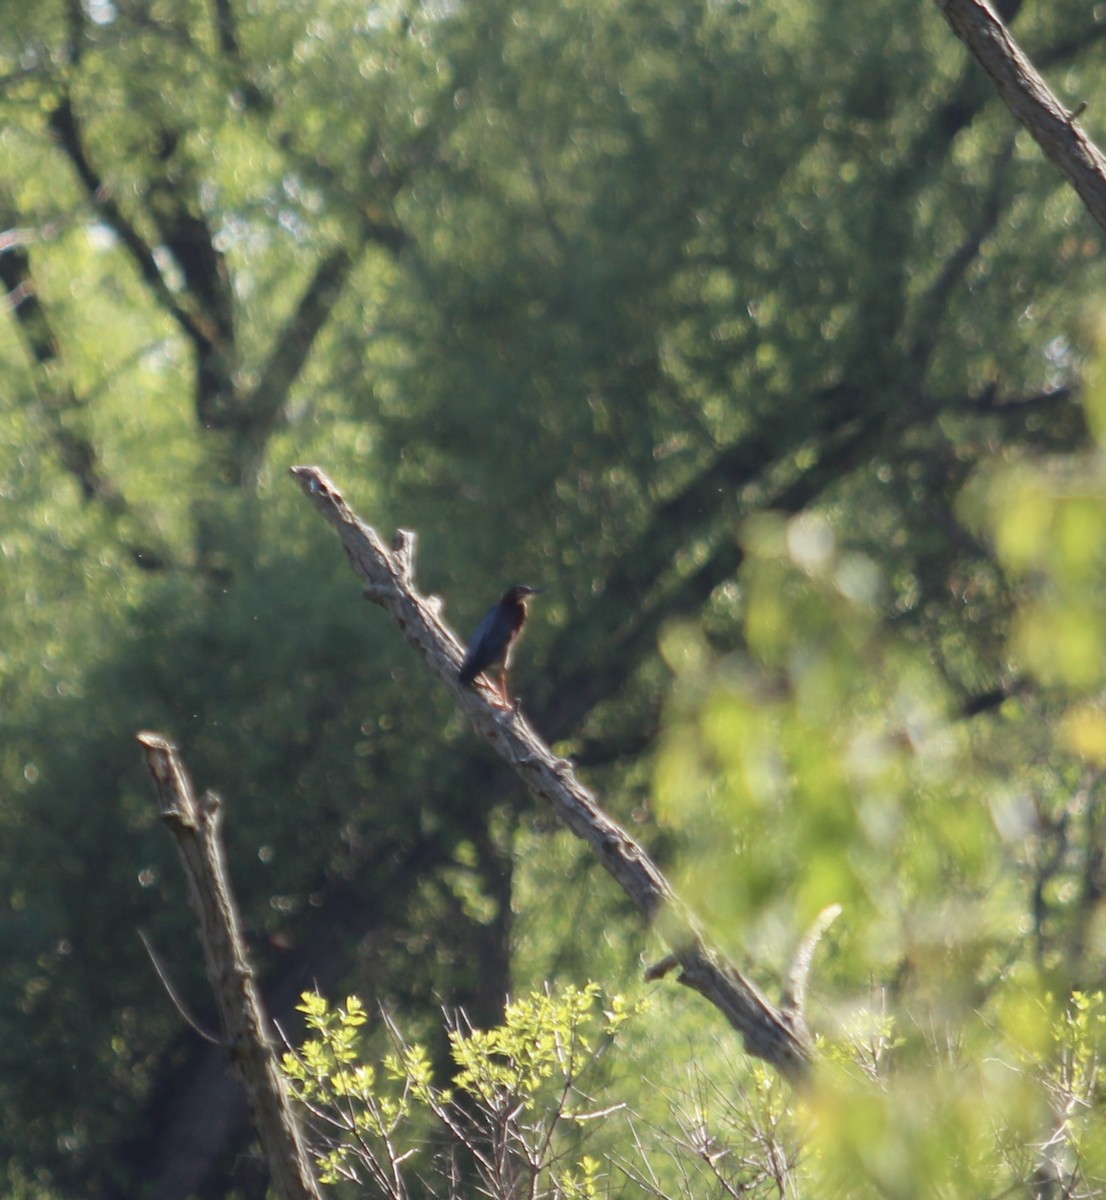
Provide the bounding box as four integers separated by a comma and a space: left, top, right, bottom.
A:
459, 606, 509, 684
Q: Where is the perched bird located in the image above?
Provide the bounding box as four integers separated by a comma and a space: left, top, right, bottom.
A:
459, 585, 544, 708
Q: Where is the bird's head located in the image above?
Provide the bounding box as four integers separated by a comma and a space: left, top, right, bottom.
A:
502, 584, 545, 606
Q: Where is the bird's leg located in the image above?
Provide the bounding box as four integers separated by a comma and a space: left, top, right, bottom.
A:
501, 670, 524, 712
481, 668, 511, 709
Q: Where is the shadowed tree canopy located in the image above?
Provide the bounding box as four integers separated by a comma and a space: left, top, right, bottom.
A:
2, 0, 1106, 1196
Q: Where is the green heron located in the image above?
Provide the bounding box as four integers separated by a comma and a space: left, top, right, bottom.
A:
458, 584, 544, 708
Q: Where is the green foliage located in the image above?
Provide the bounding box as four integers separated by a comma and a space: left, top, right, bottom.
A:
288, 982, 1106, 1199
4, 0, 1106, 1193
656, 511, 1006, 982
957, 325, 1106, 727
652, 372, 1106, 1196
809, 989, 1106, 1200
0, 1163, 64, 1200
284, 990, 434, 1185
283, 982, 646, 1195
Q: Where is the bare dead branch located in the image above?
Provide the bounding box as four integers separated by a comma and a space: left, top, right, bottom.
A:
781, 904, 842, 1020
934, 0, 1106, 233
289, 465, 815, 1084
137, 731, 324, 1200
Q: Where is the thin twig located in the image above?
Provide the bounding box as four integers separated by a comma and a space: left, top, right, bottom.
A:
138, 928, 222, 1046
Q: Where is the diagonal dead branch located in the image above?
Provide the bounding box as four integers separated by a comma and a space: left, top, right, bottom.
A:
289, 465, 816, 1084
934, 0, 1106, 233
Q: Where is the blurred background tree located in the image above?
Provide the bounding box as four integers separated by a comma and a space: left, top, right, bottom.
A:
2, 0, 1106, 1196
